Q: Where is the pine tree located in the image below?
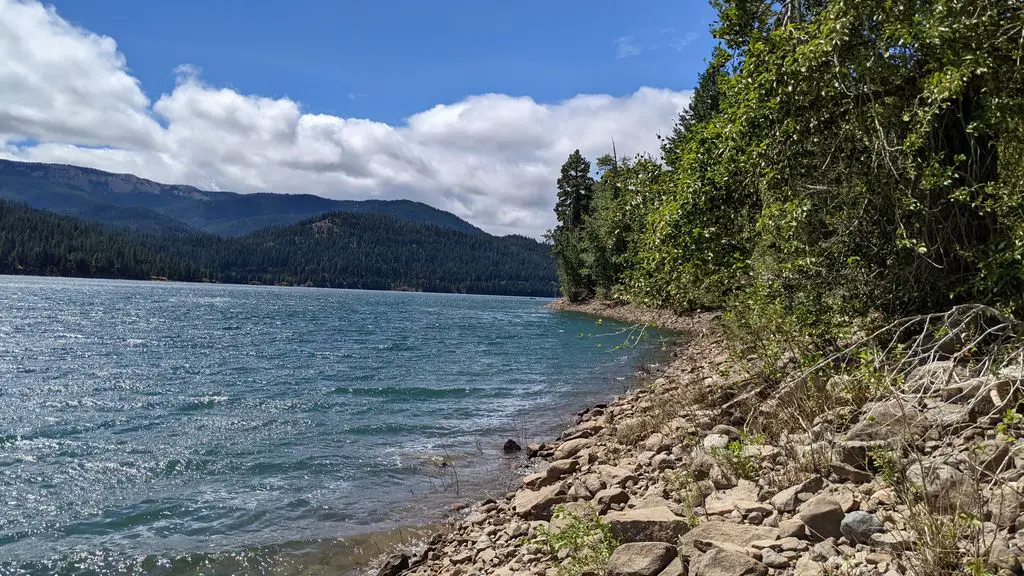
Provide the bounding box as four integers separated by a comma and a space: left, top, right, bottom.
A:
554, 150, 595, 230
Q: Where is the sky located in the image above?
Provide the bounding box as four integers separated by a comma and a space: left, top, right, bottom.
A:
0, 0, 716, 236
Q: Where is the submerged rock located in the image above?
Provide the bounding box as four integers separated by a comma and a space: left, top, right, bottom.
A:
502, 439, 522, 453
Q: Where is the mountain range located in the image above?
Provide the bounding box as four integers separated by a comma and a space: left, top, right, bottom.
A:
0, 159, 483, 236
0, 159, 556, 296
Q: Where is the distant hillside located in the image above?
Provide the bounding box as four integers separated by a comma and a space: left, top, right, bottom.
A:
0, 200, 557, 296
0, 159, 483, 236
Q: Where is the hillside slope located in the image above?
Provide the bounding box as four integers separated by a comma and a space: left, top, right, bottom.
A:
0, 159, 483, 236
0, 200, 556, 296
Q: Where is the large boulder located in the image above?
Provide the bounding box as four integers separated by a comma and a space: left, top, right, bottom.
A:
599, 464, 638, 489
553, 438, 593, 460
690, 546, 767, 576
679, 521, 779, 559
906, 460, 981, 514
512, 482, 566, 520
606, 542, 677, 576
797, 494, 844, 541
988, 484, 1024, 528
903, 361, 968, 394
846, 399, 929, 442
604, 507, 690, 543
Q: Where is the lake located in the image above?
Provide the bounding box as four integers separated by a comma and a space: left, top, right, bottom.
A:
0, 276, 663, 575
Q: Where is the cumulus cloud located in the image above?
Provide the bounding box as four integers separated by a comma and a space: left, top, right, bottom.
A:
0, 0, 690, 237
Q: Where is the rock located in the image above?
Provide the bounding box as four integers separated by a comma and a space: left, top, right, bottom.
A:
548, 502, 597, 534
547, 458, 579, 479
906, 460, 980, 514
840, 511, 884, 544
476, 547, 496, 563
778, 518, 805, 538
759, 547, 789, 569
794, 556, 825, 576
869, 531, 914, 553
503, 439, 522, 453
830, 462, 873, 484
988, 484, 1024, 528
797, 495, 844, 541
606, 542, 677, 576
644, 433, 672, 454
512, 482, 566, 520
553, 438, 592, 460
595, 487, 631, 513
710, 424, 742, 440
599, 465, 639, 489
972, 439, 1012, 477
679, 521, 779, 559
809, 539, 838, 561
703, 434, 731, 451
704, 480, 761, 515
604, 507, 690, 543
771, 476, 824, 513
904, 361, 967, 394
377, 553, 410, 576
526, 442, 543, 458
690, 546, 767, 576
657, 557, 685, 576
846, 399, 928, 442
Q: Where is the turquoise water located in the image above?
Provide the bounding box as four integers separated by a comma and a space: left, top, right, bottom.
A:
0, 276, 662, 575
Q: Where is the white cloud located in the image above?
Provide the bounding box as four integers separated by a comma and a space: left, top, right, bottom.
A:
0, 0, 690, 237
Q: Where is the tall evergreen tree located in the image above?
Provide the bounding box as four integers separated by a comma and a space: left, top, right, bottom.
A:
554, 150, 595, 230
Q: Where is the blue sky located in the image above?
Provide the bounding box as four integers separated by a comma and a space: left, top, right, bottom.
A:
50, 1, 716, 124
1, 0, 712, 236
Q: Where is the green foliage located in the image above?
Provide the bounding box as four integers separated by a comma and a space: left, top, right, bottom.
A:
550, 0, 1024, 358
709, 434, 762, 481
869, 446, 908, 487
530, 504, 618, 576
0, 200, 558, 296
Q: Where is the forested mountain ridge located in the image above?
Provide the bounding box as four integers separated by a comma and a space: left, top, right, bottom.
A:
0, 200, 557, 296
0, 159, 484, 236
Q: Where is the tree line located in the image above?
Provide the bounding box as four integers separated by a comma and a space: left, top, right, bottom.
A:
551, 0, 1024, 349
0, 200, 557, 296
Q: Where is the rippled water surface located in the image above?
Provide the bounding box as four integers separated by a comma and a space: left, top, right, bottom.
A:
0, 276, 661, 575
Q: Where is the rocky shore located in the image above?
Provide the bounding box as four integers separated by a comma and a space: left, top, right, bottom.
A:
376, 302, 1024, 576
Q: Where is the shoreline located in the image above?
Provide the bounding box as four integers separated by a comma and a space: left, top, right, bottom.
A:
378, 300, 1024, 576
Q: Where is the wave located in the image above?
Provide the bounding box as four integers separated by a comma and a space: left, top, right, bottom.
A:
330, 385, 514, 401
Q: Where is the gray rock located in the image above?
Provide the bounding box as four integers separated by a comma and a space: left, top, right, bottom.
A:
710, 424, 742, 440
771, 476, 824, 513
846, 399, 928, 442
906, 460, 981, 514
512, 482, 566, 520
794, 556, 825, 576
840, 511, 884, 544
830, 462, 873, 484
988, 484, 1024, 528
656, 557, 685, 576
797, 494, 844, 541
599, 464, 638, 488
691, 546, 767, 576
595, 487, 631, 513
679, 521, 779, 559
604, 507, 690, 543
760, 547, 789, 569
607, 542, 677, 576
703, 434, 731, 451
